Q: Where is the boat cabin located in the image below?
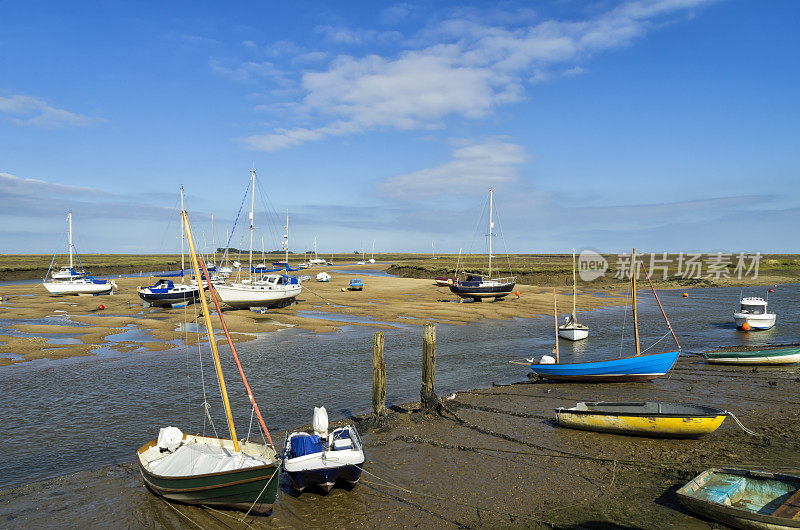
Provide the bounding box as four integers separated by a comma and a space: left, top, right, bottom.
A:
739, 297, 768, 314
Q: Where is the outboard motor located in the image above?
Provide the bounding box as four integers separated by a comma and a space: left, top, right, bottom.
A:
313, 406, 328, 439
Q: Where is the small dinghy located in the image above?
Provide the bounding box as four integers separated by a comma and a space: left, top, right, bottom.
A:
556, 402, 727, 437
282, 407, 365, 493
138, 278, 200, 308
703, 346, 800, 365
138, 428, 280, 513
677, 468, 800, 529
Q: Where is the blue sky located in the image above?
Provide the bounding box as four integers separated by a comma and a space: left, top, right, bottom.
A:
1, 0, 798, 255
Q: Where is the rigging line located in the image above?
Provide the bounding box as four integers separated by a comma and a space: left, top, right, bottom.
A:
467, 193, 489, 264
640, 330, 672, 354
44, 252, 56, 281
492, 201, 513, 276
254, 179, 281, 248
156, 195, 181, 257
218, 178, 252, 268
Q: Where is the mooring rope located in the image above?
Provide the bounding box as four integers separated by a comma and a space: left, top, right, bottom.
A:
240, 465, 280, 521
727, 411, 761, 436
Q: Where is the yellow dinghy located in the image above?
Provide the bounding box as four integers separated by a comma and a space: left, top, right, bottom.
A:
555, 402, 727, 437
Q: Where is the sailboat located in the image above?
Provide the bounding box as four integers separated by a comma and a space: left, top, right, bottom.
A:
214, 170, 301, 309
449, 189, 516, 301
309, 237, 327, 266
430, 240, 438, 260
138, 188, 201, 308
43, 212, 116, 295
271, 211, 290, 267
530, 249, 679, 382
356, 242, 365, 265
558, 249, 589, 341
368, 239, 376, 264
137, 205, 281, 513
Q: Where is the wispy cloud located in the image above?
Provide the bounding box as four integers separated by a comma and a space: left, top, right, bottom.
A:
0, 95, 102, 128
380, 139, 527, 198
314, 25, 403, 45
242, 0, 713, 151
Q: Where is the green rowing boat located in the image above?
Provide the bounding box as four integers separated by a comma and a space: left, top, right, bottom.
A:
703, 347, 800, 365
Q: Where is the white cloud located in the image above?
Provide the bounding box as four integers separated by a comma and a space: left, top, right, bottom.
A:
209, 59, 290, 85
243, 0, 713, 151
314, 25, 402, 45
0, 94, 100, 128
381, 139, 526, 197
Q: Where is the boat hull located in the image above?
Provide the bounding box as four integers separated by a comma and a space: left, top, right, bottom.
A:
214, 282, 301, 309
556, 402, 726, 437
703, 347, 800, 365
449, 281, 516, 300
137, 438, 280, 514
43, 280, 114, 295
734, 313, 776, 330
530, 350, 680, 382
558, 326, 589, 341
677, 468, 800, 530
285, 465, 363, 493
137, 288, 200, 308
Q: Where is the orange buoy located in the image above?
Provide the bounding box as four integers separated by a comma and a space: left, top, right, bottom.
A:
98, 304, 105, 310
682, 293, 688, 298
769, 289, 774, 293
741, 322, 751, 331
514, 291, 520, 299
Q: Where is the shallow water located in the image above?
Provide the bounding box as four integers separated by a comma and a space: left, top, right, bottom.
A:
0, 283, 797, 489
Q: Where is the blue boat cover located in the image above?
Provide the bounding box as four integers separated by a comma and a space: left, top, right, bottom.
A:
349, 279, 363, 286
290, 434, 322, 457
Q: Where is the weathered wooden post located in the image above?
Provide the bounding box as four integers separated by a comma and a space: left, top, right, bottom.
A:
421, 323, 438, 411
372, 330, 386, 417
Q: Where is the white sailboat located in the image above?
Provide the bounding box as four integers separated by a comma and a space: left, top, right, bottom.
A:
214, 170, 301, 309
430, 240, 438, 260
356, 242, 365, 265
558, 248, 589, 341
309, 237, 327, 266
43, 212, 116, 295
368, 239, 376, 264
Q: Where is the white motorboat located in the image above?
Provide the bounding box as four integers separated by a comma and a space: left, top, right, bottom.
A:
215, 170, 301, 309
43, 212, 116, 295
282, 407, 365, 493
734, 296, 776, 330
558, 248, 589, 341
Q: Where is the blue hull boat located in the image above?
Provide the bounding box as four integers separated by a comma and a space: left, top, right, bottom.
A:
530, 350, 680, 382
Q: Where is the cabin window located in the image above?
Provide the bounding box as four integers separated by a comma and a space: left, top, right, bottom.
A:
741, 304, 764, 314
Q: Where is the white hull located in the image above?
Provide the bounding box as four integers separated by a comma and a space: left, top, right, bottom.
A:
558, 326, 589, 341
43, 280, 114, 295
733, 313, 776, 330
705, 353, 800, 365
215, 282, 301, 309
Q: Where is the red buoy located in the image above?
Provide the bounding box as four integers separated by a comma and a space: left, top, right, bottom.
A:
769, 289, 774, 293
741, 322, 751, 331
98, 304, 105, 310
682, 293, 688, 298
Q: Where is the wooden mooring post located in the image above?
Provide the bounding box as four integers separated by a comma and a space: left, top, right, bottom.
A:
421, 323, 438, 411
372, 330, 386, 417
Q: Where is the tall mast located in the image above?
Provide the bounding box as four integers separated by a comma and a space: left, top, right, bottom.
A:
572, 248, 577, 319
249, 170, 255, 279
488, 188, 494, 278
181, 209, 240, 452
284, 210, 289, 265
553, 289, 560, 363
67, 211, 73, 270
371, 239, 375, 259
632, 248, 641, 356
225, 228, 229, 267
432, 240, 435, 258
180, 188, 185, 272
211, 213, 215, 265
261, 235, 265, 263
314, 236, 318, 259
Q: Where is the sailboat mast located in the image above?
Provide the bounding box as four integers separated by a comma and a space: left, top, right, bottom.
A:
284, 210, 289, 265
211, 213, 215, 265
488, 188, 493, 278
632, 248, 641, 356
432, 240, 435, 259
371, 239, 375, 260
572, 248, 577, 318
180, 188, 185, 272
67, 211, 73, 270
249, 170, 256, 279
553, 289, 560, 363
314, 236, 318, 259
181, 209, 240, 452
